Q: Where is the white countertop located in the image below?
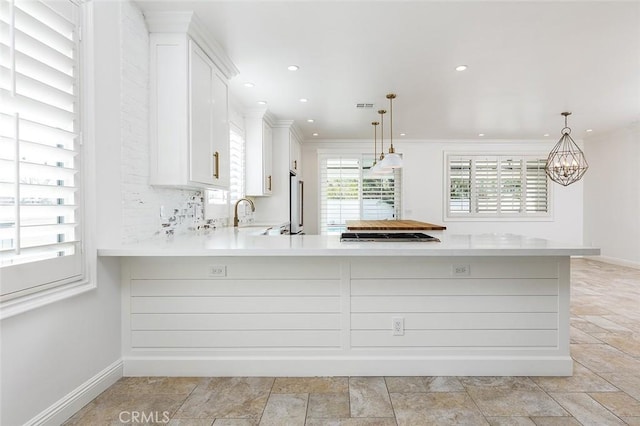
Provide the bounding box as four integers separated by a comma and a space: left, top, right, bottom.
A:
98, 227, 600, 257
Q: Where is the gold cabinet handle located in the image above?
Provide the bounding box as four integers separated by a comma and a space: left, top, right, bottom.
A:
267, 175, 272, 191
213, 151, 219, 179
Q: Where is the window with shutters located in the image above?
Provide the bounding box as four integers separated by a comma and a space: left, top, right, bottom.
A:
204, 126, 244, 220
228, 126, 245, 206
319, 154, 402, 234
0, 0, 84, 301
445, 154, 550, 219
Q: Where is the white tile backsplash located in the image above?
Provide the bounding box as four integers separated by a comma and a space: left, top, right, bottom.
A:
119, 1, 217, 243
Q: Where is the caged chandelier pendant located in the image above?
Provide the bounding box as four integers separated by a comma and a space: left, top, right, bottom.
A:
545, 112, 589, 186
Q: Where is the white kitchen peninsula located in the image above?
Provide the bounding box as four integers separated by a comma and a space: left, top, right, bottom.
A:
98, 230, 598, 377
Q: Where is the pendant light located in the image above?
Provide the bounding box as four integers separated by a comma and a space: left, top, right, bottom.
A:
544, 112, 589, 186
371, 109, 391, 175
379, 93, 403, 169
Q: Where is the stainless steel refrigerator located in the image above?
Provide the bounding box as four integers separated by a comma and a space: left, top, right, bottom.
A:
290, 173, 304, 234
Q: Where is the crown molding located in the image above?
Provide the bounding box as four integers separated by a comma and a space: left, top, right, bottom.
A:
143, 11, 239, 80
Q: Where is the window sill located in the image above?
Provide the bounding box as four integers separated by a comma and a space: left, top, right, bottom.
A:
0, 278, 95, 320
444, 215, 554, 222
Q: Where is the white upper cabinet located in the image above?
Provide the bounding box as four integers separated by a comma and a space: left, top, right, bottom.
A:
245, 110, 274, 196
289, 128, 302, 174
188, 41, 229, 187
251, 121, 304, 224
146, 12, 238, 190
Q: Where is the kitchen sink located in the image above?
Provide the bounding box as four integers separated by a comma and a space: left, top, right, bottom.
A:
235, 225, 287, 235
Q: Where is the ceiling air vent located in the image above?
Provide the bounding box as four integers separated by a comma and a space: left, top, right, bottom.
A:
356, 103, 374, 109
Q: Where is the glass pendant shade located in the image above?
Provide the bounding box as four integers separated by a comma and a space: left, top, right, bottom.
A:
545, 112, 589, 186
379, 152, 403, 169
369, 161, 387, 175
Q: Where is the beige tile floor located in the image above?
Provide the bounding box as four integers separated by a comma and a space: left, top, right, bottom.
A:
65, 259, 640, 425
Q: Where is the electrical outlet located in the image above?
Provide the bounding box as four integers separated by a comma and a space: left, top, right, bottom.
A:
392, 317, 404, 336
208, 265, 227, 277
452, 264, 470, 276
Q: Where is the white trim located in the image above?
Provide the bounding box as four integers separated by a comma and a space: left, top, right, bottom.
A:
122, 355, 572, 377
24, 359, 123, 426
0, 0, 96, 318
585, 255, 640, 270
143, 11, 239, 79
0, 278, 95, 320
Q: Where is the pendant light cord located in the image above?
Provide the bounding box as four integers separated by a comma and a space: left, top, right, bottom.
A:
372, 121, 379, 165
386, 94, 396, 153
378, 109, 386, 160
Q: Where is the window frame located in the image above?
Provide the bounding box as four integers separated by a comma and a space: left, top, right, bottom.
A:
0, 0, 93, 319
318, 152, 402, 234
444, 152, 553, 222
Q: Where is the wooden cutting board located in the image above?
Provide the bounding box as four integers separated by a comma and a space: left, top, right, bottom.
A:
346, 220, 446, 231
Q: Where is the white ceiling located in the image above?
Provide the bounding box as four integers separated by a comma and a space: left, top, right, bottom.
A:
135, 0, 640, 142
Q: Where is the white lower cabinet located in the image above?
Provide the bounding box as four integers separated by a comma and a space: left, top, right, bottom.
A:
121, 255, 571, 377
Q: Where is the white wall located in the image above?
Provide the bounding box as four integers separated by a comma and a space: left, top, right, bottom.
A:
302, 139, 584, 244
0, 1, 125, 424
584, 124, 640, 267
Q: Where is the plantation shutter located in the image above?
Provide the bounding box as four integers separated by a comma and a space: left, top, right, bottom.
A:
319, 156, 361, 234
499, 158, 523, 213
447, 155, 549, 218
320, 154, 402, 234
474, 158, 499, 213
525, 159, 548, 213
0, 0, 83, 298
228, 127, 244, 204
448, 158, 471, 213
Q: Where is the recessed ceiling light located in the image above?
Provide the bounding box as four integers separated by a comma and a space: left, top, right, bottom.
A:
312, 132, 319, 136
400, 133, 406, 136
243, 82, 255, 88
586, 129, 593, 132
287, 65, 299, 71
544, 133, 550, 137
455, 65, 468, 71
299, 98, 308, 103
478, 133, 485, 137
307, 119, 314, 123
257, 100, 267, 105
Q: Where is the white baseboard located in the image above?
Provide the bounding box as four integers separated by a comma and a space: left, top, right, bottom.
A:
585, 255, 640, 270
123, 355, 572, 377
25, 359, 123, 426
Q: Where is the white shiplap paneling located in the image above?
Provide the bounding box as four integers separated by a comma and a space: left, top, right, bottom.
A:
121, 256, 571, 376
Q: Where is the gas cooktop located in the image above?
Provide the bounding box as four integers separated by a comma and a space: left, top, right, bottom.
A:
340, 232, 440, 242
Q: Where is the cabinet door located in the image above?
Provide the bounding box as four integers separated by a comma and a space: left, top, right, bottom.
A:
290, 131, 301, 173
263, 122, 273, 194
211, 70, 229, 188
189, 41, 215, 185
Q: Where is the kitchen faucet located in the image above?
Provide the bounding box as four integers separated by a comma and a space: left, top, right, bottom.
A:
233, 198, 255, 227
